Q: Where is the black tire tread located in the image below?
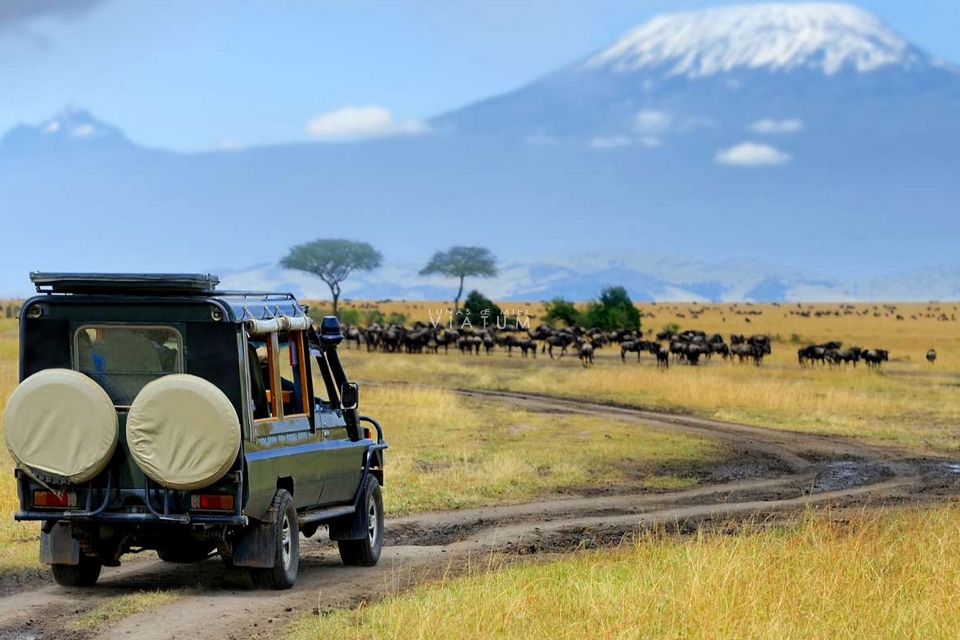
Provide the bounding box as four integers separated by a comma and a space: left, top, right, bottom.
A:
51, 555, 102, 587
249, 489, 298, 590
338, 475, 383, 567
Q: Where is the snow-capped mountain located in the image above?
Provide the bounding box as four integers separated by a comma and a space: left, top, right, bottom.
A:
584, 3, 923, 77
0, 3, 958, 299
216, 255, 960, 303
0, 106, 133, 156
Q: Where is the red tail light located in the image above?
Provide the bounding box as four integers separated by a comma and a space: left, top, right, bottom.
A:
34, 490, 76, 508
191, 495, 235, 511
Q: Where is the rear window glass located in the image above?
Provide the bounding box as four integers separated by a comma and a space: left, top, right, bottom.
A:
74, 326, 182, 405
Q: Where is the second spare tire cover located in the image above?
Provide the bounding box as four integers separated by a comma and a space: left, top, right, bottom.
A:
127, 374, 241, 490
4, 368, 118, 483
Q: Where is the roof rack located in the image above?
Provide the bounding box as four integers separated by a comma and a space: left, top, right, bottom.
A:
30, 272, 221, 295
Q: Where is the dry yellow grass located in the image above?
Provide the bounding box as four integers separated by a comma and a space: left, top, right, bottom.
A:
361, 385, 723, 514
289, 505, 960, 640
337, 298, 960, 453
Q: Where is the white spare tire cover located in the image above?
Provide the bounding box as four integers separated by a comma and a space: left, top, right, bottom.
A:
127, 374, 240, 490
4, 368, 118, 483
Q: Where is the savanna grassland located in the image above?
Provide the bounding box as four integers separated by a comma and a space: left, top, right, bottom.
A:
332, 301, 960, 453
290, 299, 960, 639
290, 507, 960, 640
2, 300, 960, 638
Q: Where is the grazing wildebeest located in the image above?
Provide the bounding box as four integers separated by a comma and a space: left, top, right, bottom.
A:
546, 333, 576, 360
578, 342, 595, 368
863, 349, 889, 369
656, 329, 676, 341
621, 340, 644, 362
482, 334, 495, 355
927, 349, 937, 365
656, 347, 669, 369
343, 326, 362, 349
434, 329, 459, 354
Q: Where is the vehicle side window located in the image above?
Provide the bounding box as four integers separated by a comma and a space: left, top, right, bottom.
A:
278, 332, 310, 418
251, 332, 311, 422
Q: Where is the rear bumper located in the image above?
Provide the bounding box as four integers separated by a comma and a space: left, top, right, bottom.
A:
15, 510, 247, 525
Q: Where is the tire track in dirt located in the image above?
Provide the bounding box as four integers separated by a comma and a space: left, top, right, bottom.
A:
0, 388, 954, 640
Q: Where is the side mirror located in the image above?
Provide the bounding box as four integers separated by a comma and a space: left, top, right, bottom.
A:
340, 382, 359, 410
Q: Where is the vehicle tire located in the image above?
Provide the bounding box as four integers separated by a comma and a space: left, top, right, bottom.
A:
51, 555, 102, 587
249, 489, 298, 590
157, 541, 215, 563
338, 476, 383, 567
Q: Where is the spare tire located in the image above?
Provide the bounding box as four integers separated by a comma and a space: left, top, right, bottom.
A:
127, 374, 241, 490
4, 369, 118, 484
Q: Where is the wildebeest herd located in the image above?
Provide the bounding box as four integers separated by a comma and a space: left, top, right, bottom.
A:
343, 322, 781, 369
796, 343, 890, 368
335, 318, 942, 371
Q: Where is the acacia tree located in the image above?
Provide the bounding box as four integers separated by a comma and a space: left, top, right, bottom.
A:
281, 239, 382, 317
420, 246, 497, 315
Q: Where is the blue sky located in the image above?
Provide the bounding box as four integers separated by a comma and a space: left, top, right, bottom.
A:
1, 0, 958, 152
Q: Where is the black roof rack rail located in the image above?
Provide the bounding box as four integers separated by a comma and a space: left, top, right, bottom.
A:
30, 272, 220, 295
213, 290, 299, 301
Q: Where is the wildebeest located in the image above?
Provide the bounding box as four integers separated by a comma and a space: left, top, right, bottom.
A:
578, 342, 594, 368
862, 349, 889, 369
656, 347, 669, 369
927, 349, 937, 365
343, 326, 362, 349
546, 332, 576, 359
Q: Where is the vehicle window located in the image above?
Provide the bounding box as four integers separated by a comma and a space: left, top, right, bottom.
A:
74, 325, 181, 405
277, 332, 310, 418
250, 332, 311, 422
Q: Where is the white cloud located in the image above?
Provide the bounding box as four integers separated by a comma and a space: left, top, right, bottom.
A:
305, 105, 429, 141
524, 132, 557, 146
42, 120, 61, 134
634, 110, 674, 135
716, 142, 792, 166
748, 118, 804, 134
589, 135, 632, 149
639, 137, 662, 148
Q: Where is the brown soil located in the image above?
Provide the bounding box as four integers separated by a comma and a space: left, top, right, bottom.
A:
1, 388, 958, 640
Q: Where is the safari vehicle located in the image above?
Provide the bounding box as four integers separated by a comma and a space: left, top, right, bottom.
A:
5, 273, 386, 589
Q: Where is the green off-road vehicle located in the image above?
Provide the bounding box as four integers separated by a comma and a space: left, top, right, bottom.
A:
5, 273, 386, 589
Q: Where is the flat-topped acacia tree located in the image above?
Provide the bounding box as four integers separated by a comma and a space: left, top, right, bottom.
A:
420, 246, 497, 316
281, 239, 382, 317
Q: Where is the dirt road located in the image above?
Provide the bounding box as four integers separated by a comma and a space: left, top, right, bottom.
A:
1, 389, 956, 640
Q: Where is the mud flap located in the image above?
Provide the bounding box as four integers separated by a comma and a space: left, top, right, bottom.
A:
40, 522, 80, 566
328, 507, 366, 541
231, 518, 276, 568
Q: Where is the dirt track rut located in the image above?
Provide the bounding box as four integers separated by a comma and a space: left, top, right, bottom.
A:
0, 388, 955, 640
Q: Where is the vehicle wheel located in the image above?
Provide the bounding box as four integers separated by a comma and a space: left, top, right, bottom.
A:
157, 541, 214, 563
51, 555, 102, 587
249, 489, 298, 590
338, 475, 383, 567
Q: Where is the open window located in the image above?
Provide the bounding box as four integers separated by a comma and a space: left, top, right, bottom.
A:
250, 331, 311, 423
